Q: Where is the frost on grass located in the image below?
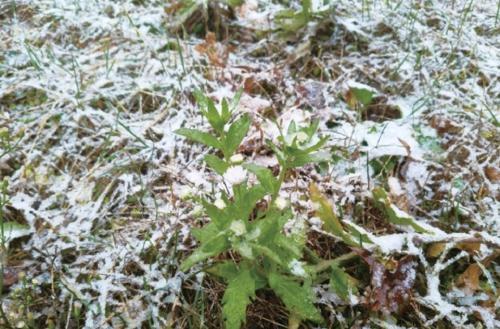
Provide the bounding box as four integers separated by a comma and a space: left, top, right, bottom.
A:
0, 0, 499, 328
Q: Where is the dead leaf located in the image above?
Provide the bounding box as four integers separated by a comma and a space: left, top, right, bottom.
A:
2, 267, 19, 290
194, 32, 228, 67
357, 251, 418, 314
456, 241, 481, 254
456, 263, 481, 294
430, 116, 462, 136
427, 242, 446, 258
484, 166, 499, 182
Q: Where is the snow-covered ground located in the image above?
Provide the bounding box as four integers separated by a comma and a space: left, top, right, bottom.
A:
0, 0, 498, 328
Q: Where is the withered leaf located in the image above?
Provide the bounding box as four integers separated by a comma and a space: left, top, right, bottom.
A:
456, 263, 481, 294
358, 251, 418, 314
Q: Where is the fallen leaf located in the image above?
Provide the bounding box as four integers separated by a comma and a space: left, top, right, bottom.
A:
484, 166, 499, 182
456, 263, 481, 294
357, 251, 418, 314
1, 267, 19, 290
426, 242, 446, 258
456, 241, 481, 254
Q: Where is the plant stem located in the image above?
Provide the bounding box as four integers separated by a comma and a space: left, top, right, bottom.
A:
271, 165, 287, 204
312, 252, 358, 273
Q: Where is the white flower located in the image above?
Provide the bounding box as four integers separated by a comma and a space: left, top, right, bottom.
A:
289, 259, 306, 277
16, 322, 25, 329
230, 220, 246, 236
296, 131, 309, 143
214, 198, 226, 209
223, 166, 248, 185
275, 197, 288, 210
230, 153, 244, 164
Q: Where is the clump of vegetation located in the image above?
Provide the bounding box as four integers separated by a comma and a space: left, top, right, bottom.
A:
176, 91, 331, 328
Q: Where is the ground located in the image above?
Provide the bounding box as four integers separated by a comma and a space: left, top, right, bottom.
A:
0, 0, 499, 328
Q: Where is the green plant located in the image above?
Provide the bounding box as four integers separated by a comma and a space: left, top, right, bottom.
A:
175, 90, 333, 328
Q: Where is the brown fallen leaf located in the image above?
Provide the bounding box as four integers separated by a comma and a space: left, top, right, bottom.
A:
194, 32, 228, 67
357, 251, 418, 314
456, 241, 481, 254
2, 267, 19, 290
456, 263, 482, 294
427, 242, 446, 258
430, 116, 462, 135
484, 166, 499, 182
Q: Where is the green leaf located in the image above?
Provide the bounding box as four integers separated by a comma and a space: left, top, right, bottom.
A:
191, 222, 218, 244
244, 164, 278, 195
351, 87, 374, 106
372, 187, 429, 233
222, 269, 256, 329
268, 272, 322, 323
175, 128, 221, 149
207, 261, 239, 281
266, 140, 286, 166
180, 232, 230, 271
202, 199, 231, 229
288, 151, 329, 168
221, 98, 231, 123
205, 100, 224, 133
230, 88, 243, 112
232, 184, 266, 221
250, 243, 284, 266
224, 0, 244, 7
253, 209, 290, 244
225, 114, 251, 157
204, 154, 229, 175
330, 264, 357, 301
310, 183, 358, 246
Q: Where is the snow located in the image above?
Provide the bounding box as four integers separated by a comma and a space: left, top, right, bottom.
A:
1, 0, 498, 327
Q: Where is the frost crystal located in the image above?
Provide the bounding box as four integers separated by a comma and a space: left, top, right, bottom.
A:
223, 166, 248, 185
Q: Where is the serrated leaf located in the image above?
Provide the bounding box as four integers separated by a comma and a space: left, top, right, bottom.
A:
268, 272, 322, 323
204, 154, 228, 175
207, 261, 239, 281
175, 128, 221, 149
225, 114, 251, 157
222, 269, 256, 329
232, 184, 266, 221
250, 243, 284, 266
191, 222, 218, 244
253, 209, 290, 244
244, 164, 278, 195
180, 232, 230, 271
